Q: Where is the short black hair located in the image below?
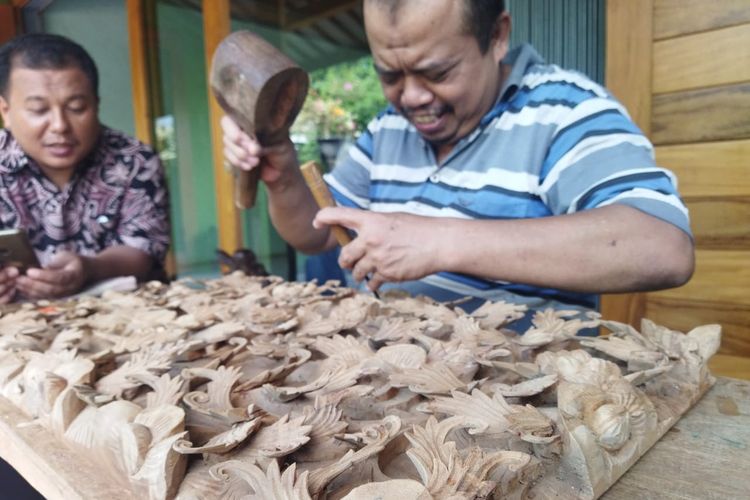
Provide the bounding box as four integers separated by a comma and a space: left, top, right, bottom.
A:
0, 33, 99, 98
463, 0, 507, 54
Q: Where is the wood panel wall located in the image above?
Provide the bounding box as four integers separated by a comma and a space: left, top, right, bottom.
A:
603, 0, 750, 357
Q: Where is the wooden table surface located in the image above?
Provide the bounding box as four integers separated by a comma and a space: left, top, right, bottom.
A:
1, 377, 748, 499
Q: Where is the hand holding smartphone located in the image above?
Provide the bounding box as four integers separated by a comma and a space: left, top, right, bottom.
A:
0, 228, 40, 273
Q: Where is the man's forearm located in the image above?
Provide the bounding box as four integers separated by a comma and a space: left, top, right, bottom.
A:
267, 169, 335, 254
439, 204, 694, 293
83, 246, 154, 284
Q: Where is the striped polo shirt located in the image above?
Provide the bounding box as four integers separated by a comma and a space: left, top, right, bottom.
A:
324, 43, 691, 312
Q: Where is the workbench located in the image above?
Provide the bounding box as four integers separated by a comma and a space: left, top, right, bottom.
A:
1, 376, 748, 499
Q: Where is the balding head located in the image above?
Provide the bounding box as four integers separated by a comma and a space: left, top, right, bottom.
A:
364, 0, 506, 54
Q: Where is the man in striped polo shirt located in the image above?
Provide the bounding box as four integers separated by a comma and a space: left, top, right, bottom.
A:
222, 0, 694, 317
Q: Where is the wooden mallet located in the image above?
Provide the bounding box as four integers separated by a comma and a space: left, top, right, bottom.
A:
210, 30, 309, 208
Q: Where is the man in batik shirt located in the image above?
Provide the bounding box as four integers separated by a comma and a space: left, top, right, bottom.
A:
0, 33, 169, 303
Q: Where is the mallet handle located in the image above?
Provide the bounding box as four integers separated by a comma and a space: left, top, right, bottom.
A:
299, 161, 352, 247
235, 169, 260, 209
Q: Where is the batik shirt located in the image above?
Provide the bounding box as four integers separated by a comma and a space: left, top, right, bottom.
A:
325, 43, 691, 312
0, 126, 170, 270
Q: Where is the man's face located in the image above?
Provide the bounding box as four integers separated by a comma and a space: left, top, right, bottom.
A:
0, 65, 100, 181
365, 0, 509, 158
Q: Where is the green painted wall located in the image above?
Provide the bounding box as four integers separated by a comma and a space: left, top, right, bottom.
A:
43, 0, 135, 135
156, 3, 219, 277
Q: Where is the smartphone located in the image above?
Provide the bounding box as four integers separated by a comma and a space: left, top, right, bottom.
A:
0, 228, 40, 272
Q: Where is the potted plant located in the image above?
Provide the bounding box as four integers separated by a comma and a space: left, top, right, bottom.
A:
291, 89, 358, 170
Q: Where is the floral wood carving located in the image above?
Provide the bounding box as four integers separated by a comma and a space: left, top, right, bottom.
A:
0, 272, 720, 499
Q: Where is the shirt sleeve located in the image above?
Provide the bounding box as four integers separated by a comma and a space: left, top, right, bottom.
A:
117, 146, 171, 263
538, 95, 692, 236
324, 114, 389, 209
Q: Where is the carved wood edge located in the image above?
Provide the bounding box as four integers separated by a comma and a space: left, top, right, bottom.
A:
0, 396, 131, 500
596, 376, 715, 498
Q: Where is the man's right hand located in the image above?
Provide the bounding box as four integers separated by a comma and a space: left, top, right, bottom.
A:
221, 114, 333, 254
221, 115, 298, 189
0, 266, 19, 304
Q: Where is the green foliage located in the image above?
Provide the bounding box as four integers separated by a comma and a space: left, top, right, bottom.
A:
309, 55, 388, 133
292, 55, 387, 166
293, 90, 357, 140
294, 137, 321, 166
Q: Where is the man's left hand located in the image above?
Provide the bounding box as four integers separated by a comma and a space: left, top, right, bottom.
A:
313, 207, 440, 291
15, 251, 88, 300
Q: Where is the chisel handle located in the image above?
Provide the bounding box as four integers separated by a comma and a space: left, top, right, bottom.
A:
299, 161, 352, 247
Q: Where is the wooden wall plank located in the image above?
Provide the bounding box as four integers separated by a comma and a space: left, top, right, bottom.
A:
651, 249, 750, 305
600, 292, 645, 331
653, 23, 750, 94
601, 0, 653, 324
605, 0, 653, 134
709, 354, 750, 380
687, 198, 750, 250
202, 0, 241, 254
644, 297, 750, 356
605, 0, 750, 363
656, 140, 750, 197
651, 82, 750, 145
654, 0, 750, 40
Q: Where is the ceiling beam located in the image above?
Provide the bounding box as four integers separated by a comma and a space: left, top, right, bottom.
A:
229, 0, 280, 26
326, 13, 369, 48
0, 4, 21, 44
284, 0, 360, 31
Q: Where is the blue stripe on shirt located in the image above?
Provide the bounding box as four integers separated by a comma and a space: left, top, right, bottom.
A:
510, 81, 601, 109
371, 179, 549, 219
355, 129, 374, 158
543, 109, 643, 177
436, 271, 597, 308
329, 183, 366, 209
575, 171, 675, 210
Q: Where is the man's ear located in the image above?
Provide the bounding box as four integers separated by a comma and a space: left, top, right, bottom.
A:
492, 11, 512, 64
0, 95, 10, 129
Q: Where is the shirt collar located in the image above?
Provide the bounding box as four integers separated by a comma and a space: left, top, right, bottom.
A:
478, 44, 546, 127
498, 43, 546, 103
